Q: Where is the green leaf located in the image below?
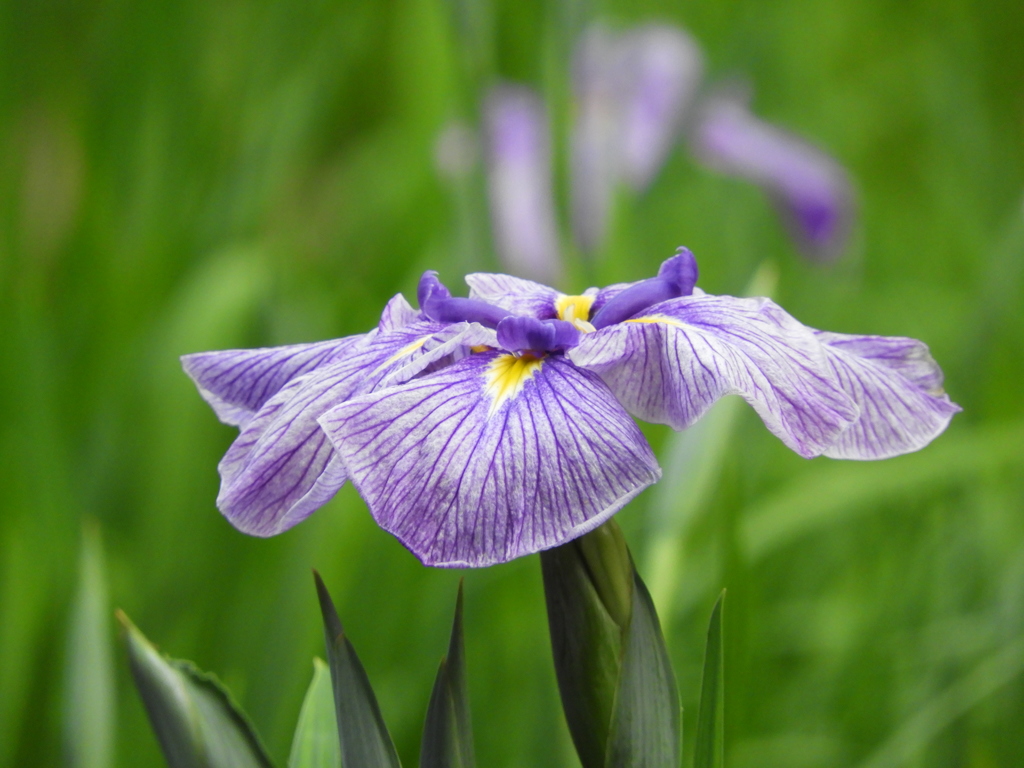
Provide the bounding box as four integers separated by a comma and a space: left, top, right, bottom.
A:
605, 571, 681, 768
314, 571, 402, 768
63, 519, 116, 768
693, 592, 725, 768
288, 658, 342, 768
118, 611, 274, 768
419, 580, 475, 768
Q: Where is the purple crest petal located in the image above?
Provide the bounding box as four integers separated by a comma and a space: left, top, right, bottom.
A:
690, 87, 855, 261
379, 293, 420, 331
319, 353, 661, 567
569, 294, 860, 457
181, 334, 368, 428
214, 321, 493, 536
464, 272, 561, 319
815, 332, 961, 459
496, 317, 580, 353
591, 250, 699, 329
484, 85, 563, 284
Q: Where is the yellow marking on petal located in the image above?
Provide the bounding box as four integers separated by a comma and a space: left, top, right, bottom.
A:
484, 353, 544, 415
625, 314, 686, 329
556, 294, 596, 333
383, 336, 428, 366
470, 344, 492, 353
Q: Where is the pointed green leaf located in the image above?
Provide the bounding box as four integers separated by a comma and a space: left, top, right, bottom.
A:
289, 658, 342, 768
118, 611, 274, 768
693, 592, 725, 768
420, 581, 475, 768
605, 571, 681, 768
541, 538, 624, 768
314, 571, 402, 768
64, 520, 116, 768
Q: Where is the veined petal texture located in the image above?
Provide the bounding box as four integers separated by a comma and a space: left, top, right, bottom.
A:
465, 272, 562, 318
214, 321, 494, 537
319, 353, 661, 567
181, 335, 367, 428
816, 332, 961, 459
568, 294, 859, 458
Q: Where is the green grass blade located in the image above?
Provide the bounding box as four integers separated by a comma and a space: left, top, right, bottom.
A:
118, 611, 274, 768
289, 658, 342, 768
314, 571, 401, 768
693, 592, 725, 768
63, 520, 115, 768
420, 580, 475, 768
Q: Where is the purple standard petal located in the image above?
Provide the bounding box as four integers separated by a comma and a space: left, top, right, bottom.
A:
484, 85, 563, 284
815, 332, 961, 459
691, 87, 855, 261
569, 294, 859, 458
181, 334, 369, 428
319, 352, 661, 567
616, 25, 703, 190
465, 272, 562, 319
215, 321, 494, 536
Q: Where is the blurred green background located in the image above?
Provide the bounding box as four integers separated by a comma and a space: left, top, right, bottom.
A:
1, 0, 1022, 766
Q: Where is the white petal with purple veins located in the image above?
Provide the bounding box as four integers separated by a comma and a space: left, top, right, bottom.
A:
568, 294, 859, 457
319, 353, 661, 567
181, 334, 368, 428
378, 293, 420, 331
465, 272, 561, 318
815, 332, 960, 459
214, 321, 491, 536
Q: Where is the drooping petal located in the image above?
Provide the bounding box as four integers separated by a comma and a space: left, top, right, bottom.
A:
484, 85, 563, 284
464, 272, 560, 318
181, 334, 369, 428
215, 322, 494, 536
690, 86, 855, 262
568, 294, 859, 457
815, 332, 961, 459
615, 25, 703, 190
319, 353, 661, 567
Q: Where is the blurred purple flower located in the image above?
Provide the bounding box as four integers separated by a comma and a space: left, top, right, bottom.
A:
185, 249, 957, 567
691, 86, 855, 261
483, 85, 562, 284
571, 24, 703, 251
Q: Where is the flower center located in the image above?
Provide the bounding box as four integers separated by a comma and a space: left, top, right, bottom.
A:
484, 353, 544, 415
555, 294, 597, 333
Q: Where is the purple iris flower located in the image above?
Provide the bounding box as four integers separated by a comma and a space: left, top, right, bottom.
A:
184, 249, 958, 567
690, 86, 855, 261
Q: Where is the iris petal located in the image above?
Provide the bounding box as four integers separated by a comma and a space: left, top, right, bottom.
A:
568, 294, 859, 458
319, 353, 661, 567
214, 321, 494, 536
816, 332, 961, 459
181, 334, 368, 428
465, 272, 562, 319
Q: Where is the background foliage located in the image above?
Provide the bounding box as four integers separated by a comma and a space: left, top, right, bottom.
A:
1, 0, 1022, 766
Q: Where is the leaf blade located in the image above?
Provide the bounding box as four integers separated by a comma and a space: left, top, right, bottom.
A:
118, 611, 274, 768
420, 581, 475, 768
693, 592, 725, 768
289, 658, 342, 768
314, 571, 401, 768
